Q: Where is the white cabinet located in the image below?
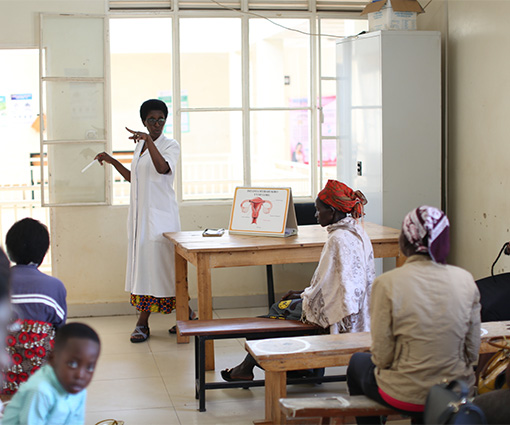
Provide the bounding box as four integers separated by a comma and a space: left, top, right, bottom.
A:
336, 30, 441, 230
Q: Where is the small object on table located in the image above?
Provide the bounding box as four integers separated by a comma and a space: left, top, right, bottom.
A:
202, 228, 225, 237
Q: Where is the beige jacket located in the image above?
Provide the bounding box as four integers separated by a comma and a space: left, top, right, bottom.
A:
370, 255, 481, 405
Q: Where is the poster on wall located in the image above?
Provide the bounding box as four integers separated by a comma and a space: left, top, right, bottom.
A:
10, 93, 35, 123
229, 187, 297, 237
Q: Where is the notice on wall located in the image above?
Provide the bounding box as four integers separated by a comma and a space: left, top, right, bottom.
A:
228, 187, 297, 237
10, 93, 35, 123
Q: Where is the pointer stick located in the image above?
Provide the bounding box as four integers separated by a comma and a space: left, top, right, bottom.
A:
81, 159, 98, 173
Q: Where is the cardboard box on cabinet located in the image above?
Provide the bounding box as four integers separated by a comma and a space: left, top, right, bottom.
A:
361, 0, 425, 31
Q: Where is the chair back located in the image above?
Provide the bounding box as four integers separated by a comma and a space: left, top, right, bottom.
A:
295, 203, 316, 226
475, 273, 510, 322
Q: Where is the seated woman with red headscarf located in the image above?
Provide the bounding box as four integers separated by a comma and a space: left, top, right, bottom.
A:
221, 180, 376, 382
346, 206, 481, 425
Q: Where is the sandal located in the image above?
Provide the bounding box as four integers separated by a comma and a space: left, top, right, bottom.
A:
130, 325, 150, 343
168, 312, 198, 334
95, 421, 125, 425
220, 368, 254, 382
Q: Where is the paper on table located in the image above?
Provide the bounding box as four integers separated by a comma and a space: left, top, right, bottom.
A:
81, 159, 98, 173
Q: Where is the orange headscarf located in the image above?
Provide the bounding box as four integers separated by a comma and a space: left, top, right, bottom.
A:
317, 180, 367, 219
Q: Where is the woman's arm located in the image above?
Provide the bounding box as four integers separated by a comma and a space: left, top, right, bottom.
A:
369, 279, 395, 369
95, 152, 131, 182
465, 287, 482, 365
145, 136, 171, 174
125, 127, 170, 175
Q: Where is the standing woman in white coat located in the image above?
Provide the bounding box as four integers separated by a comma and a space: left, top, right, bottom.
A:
95, 99, 183, 343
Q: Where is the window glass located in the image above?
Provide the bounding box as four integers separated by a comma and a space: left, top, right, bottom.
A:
110, 18, 173, 204
180, 18, 241, 108
41, 16, 104, 78
42, 81, 105, 141
317, 19, 367, 188
319, 19, 367, 76
41, 14, 107, 206
47, 142, 106, 204
181, 111, 243, 200
249, 19, 310, 108
318, 79, 338, 188
250, 110, 311, 197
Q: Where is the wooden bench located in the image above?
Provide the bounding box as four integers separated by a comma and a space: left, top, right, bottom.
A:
280, 395, 400, 424
248, 320, 510, 424
247, 332, 372, 424
177, 317, 348, 412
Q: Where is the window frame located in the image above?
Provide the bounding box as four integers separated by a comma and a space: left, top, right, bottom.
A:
39, 13, 112, 207
106, 5, 367, 205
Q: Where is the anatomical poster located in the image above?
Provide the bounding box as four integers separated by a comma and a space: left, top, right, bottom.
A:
229, 187, 297, 237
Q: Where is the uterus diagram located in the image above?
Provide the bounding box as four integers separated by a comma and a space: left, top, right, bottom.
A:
240, 197, 273, 224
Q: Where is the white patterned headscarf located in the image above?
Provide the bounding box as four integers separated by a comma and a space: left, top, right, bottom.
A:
402, 206, 450, 264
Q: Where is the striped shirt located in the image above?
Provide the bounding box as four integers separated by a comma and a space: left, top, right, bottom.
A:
10, 264, 67, 328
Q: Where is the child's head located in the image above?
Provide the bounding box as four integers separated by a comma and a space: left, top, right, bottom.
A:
49, 323, 101, 394
6, 218, 50, 266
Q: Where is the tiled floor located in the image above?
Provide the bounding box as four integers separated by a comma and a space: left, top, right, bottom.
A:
70, 308, 409, 425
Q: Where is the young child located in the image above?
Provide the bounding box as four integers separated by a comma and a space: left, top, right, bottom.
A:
2, 322, 100, 425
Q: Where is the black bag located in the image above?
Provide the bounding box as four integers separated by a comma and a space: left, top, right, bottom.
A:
260, 298, 303, 321
424, 380, 487, 424
476, 242, 510, 322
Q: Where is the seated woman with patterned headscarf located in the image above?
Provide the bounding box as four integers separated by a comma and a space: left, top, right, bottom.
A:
347, 206, 481, 425
221, 180, 376, 382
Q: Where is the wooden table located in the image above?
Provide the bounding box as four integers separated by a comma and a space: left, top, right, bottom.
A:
246, 320, 510, 425
163, 222, 402, 370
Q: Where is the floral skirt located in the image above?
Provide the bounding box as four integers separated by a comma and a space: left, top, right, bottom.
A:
2, 320, 55, 395
130, 294, 176, 314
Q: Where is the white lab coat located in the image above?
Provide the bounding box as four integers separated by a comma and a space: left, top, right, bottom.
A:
125, 134, 181, 298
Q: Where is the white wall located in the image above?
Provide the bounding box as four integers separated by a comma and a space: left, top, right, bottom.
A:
51, 202, 316, 316
419, 1, 510, 280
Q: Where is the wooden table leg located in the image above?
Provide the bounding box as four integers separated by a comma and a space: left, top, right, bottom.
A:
396, 249, 407, 268
263, 371, 286, 425
175, 252, 189, 344
197, 254, 215, 370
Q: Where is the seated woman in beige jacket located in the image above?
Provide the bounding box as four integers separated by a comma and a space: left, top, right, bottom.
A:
347, 206, 481, 425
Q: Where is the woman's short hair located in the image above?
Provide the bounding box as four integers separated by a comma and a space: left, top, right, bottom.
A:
54, 322, 100, 352
6, 218, 50, 266
140, 99, 168, 122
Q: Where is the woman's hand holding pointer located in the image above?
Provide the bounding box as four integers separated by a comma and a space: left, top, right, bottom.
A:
94, 151, 131, 182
